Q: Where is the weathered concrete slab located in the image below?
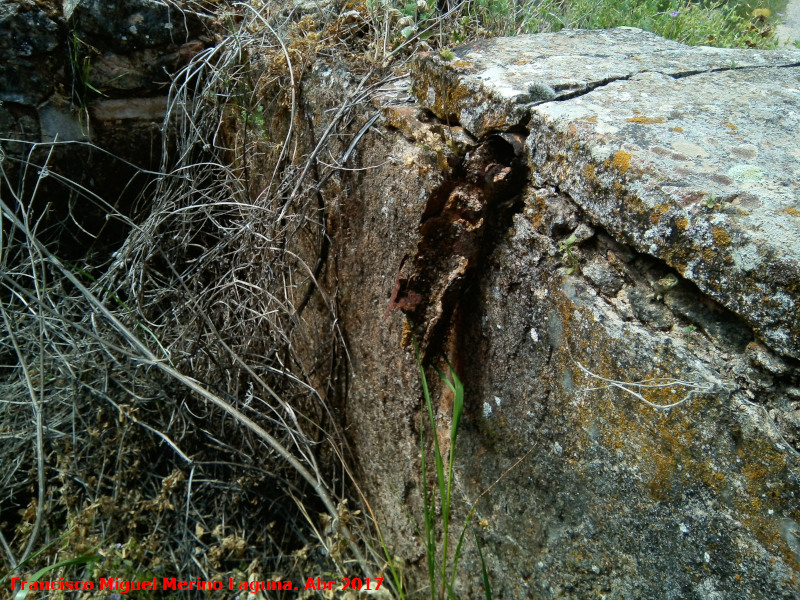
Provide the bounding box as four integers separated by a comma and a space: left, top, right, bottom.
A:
529, 66, 800, 359
413, 28, 800, 359
412, 27, 800, 139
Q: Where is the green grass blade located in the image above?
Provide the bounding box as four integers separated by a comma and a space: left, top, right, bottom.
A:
371, 505, 406, 600
419, 386, 437, 600
12, 554, 100, 600
448, 364, 464, 444
449, 505, 476, 594
413, 339, 446, 513
475, 533, 492, 600
0, 537, 61, 587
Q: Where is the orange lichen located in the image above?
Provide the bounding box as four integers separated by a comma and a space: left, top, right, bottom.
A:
400, 320, 413, 347
650, 203, 672, 224
712, 226, 732, 247
781, 207, 800, 217
611, 150, 632, 174
676, 216, 689, 231
546, 279, 800, 576
627, 116, 666, 124
670, 126, 684, 132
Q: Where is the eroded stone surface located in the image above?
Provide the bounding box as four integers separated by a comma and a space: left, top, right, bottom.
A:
528, 66, 800, 360
412, 27, 800, 139
414, 27, 800, 360
333, 28, 800, 599
0, 0, 63, 104
0, 0, 217, 256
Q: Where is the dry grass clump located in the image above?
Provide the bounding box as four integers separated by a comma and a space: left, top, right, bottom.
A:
0, 0, 381, 590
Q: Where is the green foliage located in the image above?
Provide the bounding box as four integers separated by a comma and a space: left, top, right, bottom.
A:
381, 339, 491, 600
366, 0, 778, 63
450, 0, 779, 48
475, 533, 492, 600
558, 234, 579, 274
367, 0, 437, 45
236, 103, 269, 140
416, 341, 490, 600
69, 34, 106, 99
67, 33, 106, 134
1, 547, 100, 600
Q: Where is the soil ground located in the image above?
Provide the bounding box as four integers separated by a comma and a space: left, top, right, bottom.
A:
776, 0, 800, 44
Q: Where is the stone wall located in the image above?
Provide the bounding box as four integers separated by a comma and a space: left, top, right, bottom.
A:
3, 5, 799, 596
0, 0, 214, 254
330, 27, 800, 599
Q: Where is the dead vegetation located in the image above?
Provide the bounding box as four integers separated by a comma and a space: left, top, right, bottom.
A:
0, 0, 397, 592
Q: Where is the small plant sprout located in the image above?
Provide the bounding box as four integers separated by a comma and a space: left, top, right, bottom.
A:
558, 234, 580, 274
408, 339, 493, 600
439, 47, 455, 61
527, 81, 557, 102
702, 193, 720, 209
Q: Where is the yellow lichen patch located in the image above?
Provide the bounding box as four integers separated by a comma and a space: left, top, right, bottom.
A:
627, 116, 666, 124
676, 216, 689, 231
582, 116, 598, 123
733, 439, 799, 570
583, 163, 597, 183
611, 150, 632, 174
435, 149, 449, 172
383, 105, 426, 140
400, 320, 413, 347
781, 207, 800, 217
551, 277, 800, 574
670, 126, 684, 132
650, 203, 672, 224
712, 226, 732, 247
413, 66, 475, 125
725, 122, 738, 131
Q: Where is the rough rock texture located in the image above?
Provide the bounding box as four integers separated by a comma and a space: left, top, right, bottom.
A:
411, 28, 800, 139
0, 0, 62, 104
413, 27, 800, 359
330, 28, 800, 599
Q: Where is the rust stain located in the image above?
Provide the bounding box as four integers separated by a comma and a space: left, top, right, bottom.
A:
388, 137, 527, 360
